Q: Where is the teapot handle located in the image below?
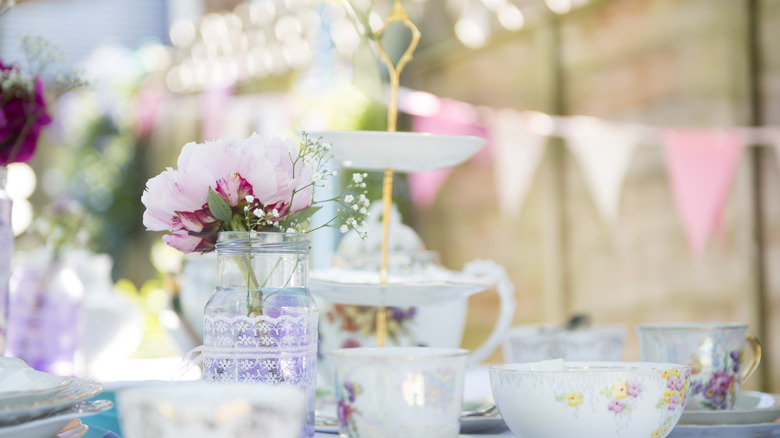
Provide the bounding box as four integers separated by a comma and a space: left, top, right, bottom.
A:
462, 259, 516, 367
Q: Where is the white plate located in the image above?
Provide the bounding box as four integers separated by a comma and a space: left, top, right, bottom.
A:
668, 421, 780, 437
679, 391, 780, 426
0, 399, 113, 438
310, 268, 494, 306
0, 358, 73, 409
0, 378, 104, 426
309, 131, 486, 172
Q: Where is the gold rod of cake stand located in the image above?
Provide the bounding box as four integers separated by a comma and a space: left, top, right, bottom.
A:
343, 0, 420, 348
376, 168, 394, 348
375, 0, 420, 348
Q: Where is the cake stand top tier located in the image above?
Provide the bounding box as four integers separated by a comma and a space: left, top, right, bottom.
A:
310, 130, 486, 172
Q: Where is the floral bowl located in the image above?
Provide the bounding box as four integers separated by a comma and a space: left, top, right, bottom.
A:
489, 360, 691, 438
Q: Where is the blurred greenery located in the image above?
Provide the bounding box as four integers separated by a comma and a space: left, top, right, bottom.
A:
51, 113, 147, 279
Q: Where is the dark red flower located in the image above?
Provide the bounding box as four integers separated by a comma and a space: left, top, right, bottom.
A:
0, 61, 52, 165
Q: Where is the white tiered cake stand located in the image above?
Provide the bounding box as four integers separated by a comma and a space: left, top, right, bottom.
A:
309, 130, 516, 366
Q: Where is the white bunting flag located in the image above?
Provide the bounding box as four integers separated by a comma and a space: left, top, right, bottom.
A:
491, 109, 547, 217
566, 117, 637, 225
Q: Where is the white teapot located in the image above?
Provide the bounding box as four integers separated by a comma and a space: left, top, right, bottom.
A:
312, 203, 516, 375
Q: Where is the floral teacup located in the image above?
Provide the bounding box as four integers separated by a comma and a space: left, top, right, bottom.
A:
636, 322, 761, 410
328, 347, 469, 438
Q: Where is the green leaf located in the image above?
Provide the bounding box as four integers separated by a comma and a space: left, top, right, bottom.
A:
208, 187, 233, 223
286, 205, 322, 225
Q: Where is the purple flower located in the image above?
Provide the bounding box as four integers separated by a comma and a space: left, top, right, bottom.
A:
0, 60, 52, 165
627, 381, 642, 397
668, 393, 680, 410
345, 381, 356, 403
337, 400, 352, 425
707, 371, 734, 395
667, 376, 684, 391
730, 351, 742, 373
607, 399, 626, 413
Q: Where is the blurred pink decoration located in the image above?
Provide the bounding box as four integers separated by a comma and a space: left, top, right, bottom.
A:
406, 169, 450, 209
409, 99, 490, 209
134, 82, 166, 138
662, 129, 743, 256
199, 86, 233, 141
491, 109, 546, 218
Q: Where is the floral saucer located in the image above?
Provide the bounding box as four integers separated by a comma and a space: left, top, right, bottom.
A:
310, 266, 495, 307
678, 391, 780, 425
668, 421, 780, 438
670, 392, 780, 438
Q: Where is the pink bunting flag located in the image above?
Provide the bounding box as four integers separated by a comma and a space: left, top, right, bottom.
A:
662, 129, 743, 256
409, 99, 490, 209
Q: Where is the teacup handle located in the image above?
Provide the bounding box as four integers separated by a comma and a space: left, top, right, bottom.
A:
462, 259, 516, 367
742, 335, 762, 383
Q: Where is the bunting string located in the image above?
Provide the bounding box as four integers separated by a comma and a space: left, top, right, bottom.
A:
396, 87, 779, 257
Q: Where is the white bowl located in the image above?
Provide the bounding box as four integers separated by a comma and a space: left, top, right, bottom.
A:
501, 324, 626, 362
490, 360, 690, 438
117, 381, 305, 438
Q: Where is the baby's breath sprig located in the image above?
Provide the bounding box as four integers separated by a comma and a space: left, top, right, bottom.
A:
235, 131, 370, 238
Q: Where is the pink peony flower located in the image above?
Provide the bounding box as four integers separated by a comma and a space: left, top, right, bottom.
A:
142, 134, 314, 253
0, 60, 52, 165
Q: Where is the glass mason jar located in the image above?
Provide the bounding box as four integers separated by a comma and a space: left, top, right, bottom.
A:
203, 231, 318, 438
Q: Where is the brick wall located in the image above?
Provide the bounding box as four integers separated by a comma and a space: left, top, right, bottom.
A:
405, 0, 779, 392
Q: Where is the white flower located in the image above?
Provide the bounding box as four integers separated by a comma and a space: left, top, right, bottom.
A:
245, 195, 255, 203
272, 208, 279, 217
352, 173, 364, 183
344, 195, 354, 203
313, 172, 322, 182
331, 170, 338, 176
323, 181, 330, 189
339, 224, 349, 233
253, 208, 264, 217
360, 207, 367, 214
351, 204, 359, 211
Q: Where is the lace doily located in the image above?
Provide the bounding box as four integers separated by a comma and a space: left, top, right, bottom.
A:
201, 313, 317, 386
